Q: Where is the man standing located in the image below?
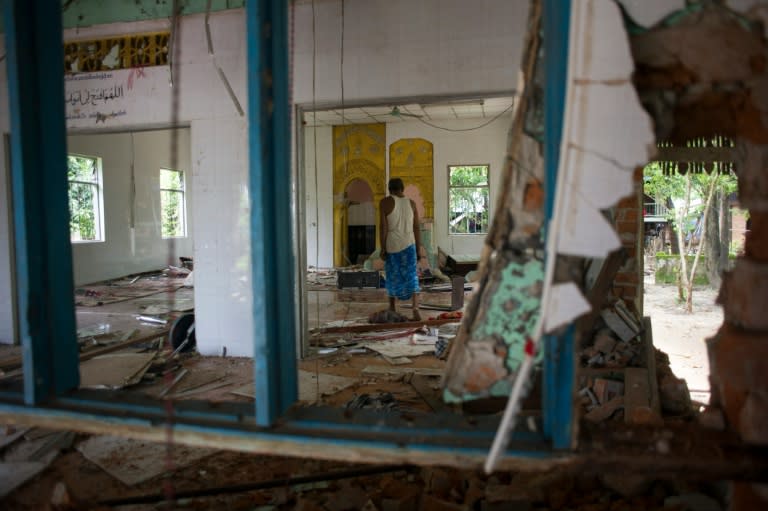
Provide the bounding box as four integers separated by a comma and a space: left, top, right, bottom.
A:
379, 178, 424, 320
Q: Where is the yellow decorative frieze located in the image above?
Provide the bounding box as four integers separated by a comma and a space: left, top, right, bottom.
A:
64, 32, 171, 74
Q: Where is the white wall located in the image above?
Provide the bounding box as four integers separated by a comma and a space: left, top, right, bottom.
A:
304, 115, 512, 267
292, 0, 528, 103
68, 129, 193, 286
304, 126, 334, 268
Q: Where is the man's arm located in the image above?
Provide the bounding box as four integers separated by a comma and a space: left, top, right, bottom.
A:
379, 198, 389, 258
411, 200, 422, 257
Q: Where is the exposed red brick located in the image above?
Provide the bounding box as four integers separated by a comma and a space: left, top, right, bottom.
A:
745, 211, 768, 262
718, 258, 768, 330
523, 179, 544, 211
616, 221, 638, 233
615, 272, 639, 285
731, 482, 768, 511
619, 208, 639, 223
671, 91, 768, 144
464, 363, 506, 394
710, 324, 768, 437
739, 392, 768, 445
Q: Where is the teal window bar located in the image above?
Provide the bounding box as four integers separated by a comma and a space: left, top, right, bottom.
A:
0, 0, 574, 465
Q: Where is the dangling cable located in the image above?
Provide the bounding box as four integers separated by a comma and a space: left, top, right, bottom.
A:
312, 0, 319, 274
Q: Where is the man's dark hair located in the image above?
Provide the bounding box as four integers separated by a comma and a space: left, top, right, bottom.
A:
388, 178, 405, 193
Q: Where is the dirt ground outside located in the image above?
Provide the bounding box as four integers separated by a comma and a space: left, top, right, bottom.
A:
643, 274, 723, 404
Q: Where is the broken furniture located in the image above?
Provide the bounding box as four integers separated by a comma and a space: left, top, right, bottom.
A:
439, 249, 480, 276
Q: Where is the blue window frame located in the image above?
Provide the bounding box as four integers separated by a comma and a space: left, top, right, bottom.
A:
0, 0, 574, 465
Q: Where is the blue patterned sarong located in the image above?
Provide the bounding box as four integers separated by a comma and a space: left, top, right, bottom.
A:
384, 244, 420, 300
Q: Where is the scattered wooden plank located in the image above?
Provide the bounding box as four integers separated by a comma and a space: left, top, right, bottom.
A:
166, 379, 232, 399
624, 368, 652, 424
410, 374, 445, 412
79, 329, 169, 362
0, 329, 170, 374
158, 368, 189, 398
79, 353, 157, 390
28, 431, 75, 462
642, 317, 662, 415
361, 366, 443, 378
584, 396, 624, 423
311, 318, 461, 335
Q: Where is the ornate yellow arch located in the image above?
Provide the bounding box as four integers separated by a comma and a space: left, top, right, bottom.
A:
332, 123, 386, 267
389, 138, 434, 220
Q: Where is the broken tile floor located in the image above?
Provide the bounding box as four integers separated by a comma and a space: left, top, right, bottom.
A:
0, 271, 741, 510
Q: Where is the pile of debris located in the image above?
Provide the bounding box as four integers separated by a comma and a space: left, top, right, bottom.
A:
580, 299, 644, 370
577, 296, 697, 425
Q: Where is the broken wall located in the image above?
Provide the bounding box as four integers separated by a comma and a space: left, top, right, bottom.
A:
626, 1, 768, 508
444, 0, 655, 403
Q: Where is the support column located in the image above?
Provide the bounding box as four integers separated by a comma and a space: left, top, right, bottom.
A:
4, 0, 80, 403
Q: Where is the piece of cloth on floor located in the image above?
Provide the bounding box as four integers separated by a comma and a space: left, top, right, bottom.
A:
384, 244, 420, 301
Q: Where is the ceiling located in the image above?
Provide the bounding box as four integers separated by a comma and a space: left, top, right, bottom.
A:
302, 96, 516, 127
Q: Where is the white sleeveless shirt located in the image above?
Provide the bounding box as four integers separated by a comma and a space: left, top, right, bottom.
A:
386, 196, 415, 253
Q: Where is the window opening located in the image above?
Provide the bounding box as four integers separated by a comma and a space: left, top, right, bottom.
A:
448, 164, 489, 234
67, 154, 103, 242
160, 168, 186, 238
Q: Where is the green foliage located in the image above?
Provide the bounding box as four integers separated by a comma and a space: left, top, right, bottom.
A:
160, 169, 185, 237
644, 159, 737, 251
655, 258, 709, 286
449, 165, 489, 234
449, 165, 488, 187
67, 155, 99, 241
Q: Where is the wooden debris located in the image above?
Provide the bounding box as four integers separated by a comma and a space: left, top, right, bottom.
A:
158, 368, 188, 397
28, 431, 75, 462
79, 352, 156, 390
410, 374, 445, 412
361, 366, 443, 378
312, 318, 462, 335
601, 308, 639, 342
584, 396, 624, 423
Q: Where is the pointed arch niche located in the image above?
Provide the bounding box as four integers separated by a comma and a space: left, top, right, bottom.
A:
332, 123, 386, 267
389, 138, 434, 221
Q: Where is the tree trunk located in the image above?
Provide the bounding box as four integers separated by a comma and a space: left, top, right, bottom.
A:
686, 171, 720, 313
719, 192, 731, 271
667, 197, 680, 255
676, 177, 692, 309
706, 189, 722, 289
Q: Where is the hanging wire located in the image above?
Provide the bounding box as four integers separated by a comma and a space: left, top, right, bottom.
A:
312, 0, 319, 274
412, 101, 516, 132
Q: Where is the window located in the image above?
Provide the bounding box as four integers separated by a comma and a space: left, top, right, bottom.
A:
67, 154, 103, 242
160, 168, 186, 238
448, 164, 490, 234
